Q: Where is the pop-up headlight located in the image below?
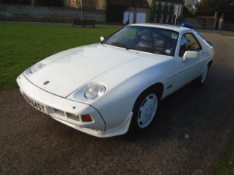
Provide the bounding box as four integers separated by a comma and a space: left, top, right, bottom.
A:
24, 62, 46, 75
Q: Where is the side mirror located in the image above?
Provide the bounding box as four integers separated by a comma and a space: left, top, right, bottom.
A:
183, 51, 198, 62
100, 36, 106, 42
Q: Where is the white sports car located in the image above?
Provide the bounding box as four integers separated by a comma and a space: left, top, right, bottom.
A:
17, 24, 214, 138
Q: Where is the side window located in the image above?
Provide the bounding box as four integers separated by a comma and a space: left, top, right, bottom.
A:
179, 33, 202, 57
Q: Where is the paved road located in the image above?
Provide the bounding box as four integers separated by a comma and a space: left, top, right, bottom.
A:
0, 33, 234, 175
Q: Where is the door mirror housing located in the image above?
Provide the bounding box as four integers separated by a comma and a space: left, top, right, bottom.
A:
183, 51, 198, 62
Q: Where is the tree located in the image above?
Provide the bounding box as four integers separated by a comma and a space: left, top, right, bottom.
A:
184, 0, 199, 13
195, 0, 234, 19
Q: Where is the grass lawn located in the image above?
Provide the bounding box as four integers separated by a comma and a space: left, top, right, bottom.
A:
221, 34, 234, 37
211, 127, 234, 175
0, 24, 120, 92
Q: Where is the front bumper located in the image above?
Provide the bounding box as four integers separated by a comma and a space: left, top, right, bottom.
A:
17, 74, 108, 136
17, 74, 132, 138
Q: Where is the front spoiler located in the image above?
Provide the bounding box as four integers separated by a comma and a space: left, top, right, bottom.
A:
53, 112, 132, 138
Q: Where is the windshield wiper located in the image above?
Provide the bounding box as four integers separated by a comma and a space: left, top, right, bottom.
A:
111, 42, 133, 50
137, 47, 168, 56
137, 47, 156, 53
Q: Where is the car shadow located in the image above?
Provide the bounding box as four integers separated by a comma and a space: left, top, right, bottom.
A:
115, 69, 234, 145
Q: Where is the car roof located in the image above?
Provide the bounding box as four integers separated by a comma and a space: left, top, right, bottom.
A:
128, 23, 193, 33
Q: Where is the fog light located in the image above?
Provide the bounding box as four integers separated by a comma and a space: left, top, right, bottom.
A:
54, 108, 65, 116
67, 113, 80, 121
81, 114, 93, 122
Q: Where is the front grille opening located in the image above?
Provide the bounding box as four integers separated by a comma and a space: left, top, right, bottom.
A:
47, 107, 53, 114
53, 108, 65, 116
47, 107, 80, 121
66, 113, 80, 121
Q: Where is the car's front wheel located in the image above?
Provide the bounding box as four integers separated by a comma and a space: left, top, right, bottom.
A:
130, 89, 158, 134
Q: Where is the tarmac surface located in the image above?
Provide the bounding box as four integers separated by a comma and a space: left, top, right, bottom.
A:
0, 26, 234, 175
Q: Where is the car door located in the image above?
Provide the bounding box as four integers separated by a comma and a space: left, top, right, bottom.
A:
174, 32, 204, 90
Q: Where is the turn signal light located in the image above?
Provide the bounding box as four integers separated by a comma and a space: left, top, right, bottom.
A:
81, 114, 93, 122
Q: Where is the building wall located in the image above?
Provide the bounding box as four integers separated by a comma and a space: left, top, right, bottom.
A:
184, 17, 216, 29
148, 1, 183, 17
0, 4, 106, 21
156, 2, 183, 17
96, 0, 107, 10
148, 1, 183, 24
129, 7, 151, 23
147, 0, 153, 6
184, 16, 234, 31
222, 22, 234, 31
127, 3, 181, 24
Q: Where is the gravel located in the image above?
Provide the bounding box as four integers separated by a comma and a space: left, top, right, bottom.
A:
0, 33, 234, 175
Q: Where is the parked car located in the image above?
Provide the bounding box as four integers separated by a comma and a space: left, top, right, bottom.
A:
180, 21, 193, 29
17, 24, 214, 138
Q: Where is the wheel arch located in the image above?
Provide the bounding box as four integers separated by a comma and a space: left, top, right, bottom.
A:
130, 82, 164, 133
132, 82, 164, 111
152, 82, 164, 100
208, 60, 213, 67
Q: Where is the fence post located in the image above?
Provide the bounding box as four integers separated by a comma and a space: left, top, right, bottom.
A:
218, 13, 224, 30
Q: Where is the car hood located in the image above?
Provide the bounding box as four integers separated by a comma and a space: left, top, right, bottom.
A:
26, 44, 143, 98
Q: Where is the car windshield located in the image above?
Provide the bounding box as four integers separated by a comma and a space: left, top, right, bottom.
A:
104, 26, 179, 56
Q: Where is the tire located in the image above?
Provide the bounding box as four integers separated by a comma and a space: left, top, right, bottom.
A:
192, 64, 209, 86
130, 88, 159, 134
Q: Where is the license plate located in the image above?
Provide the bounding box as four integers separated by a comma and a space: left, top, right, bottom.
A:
23, 93, 47, 113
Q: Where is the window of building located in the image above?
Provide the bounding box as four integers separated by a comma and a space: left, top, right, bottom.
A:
167, 3, 171, 11
160, 14, 163, 23
161, 2, 165, 10
166, 14, 169, 23
171, 15, 174, 24
154, 13, 157, 22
